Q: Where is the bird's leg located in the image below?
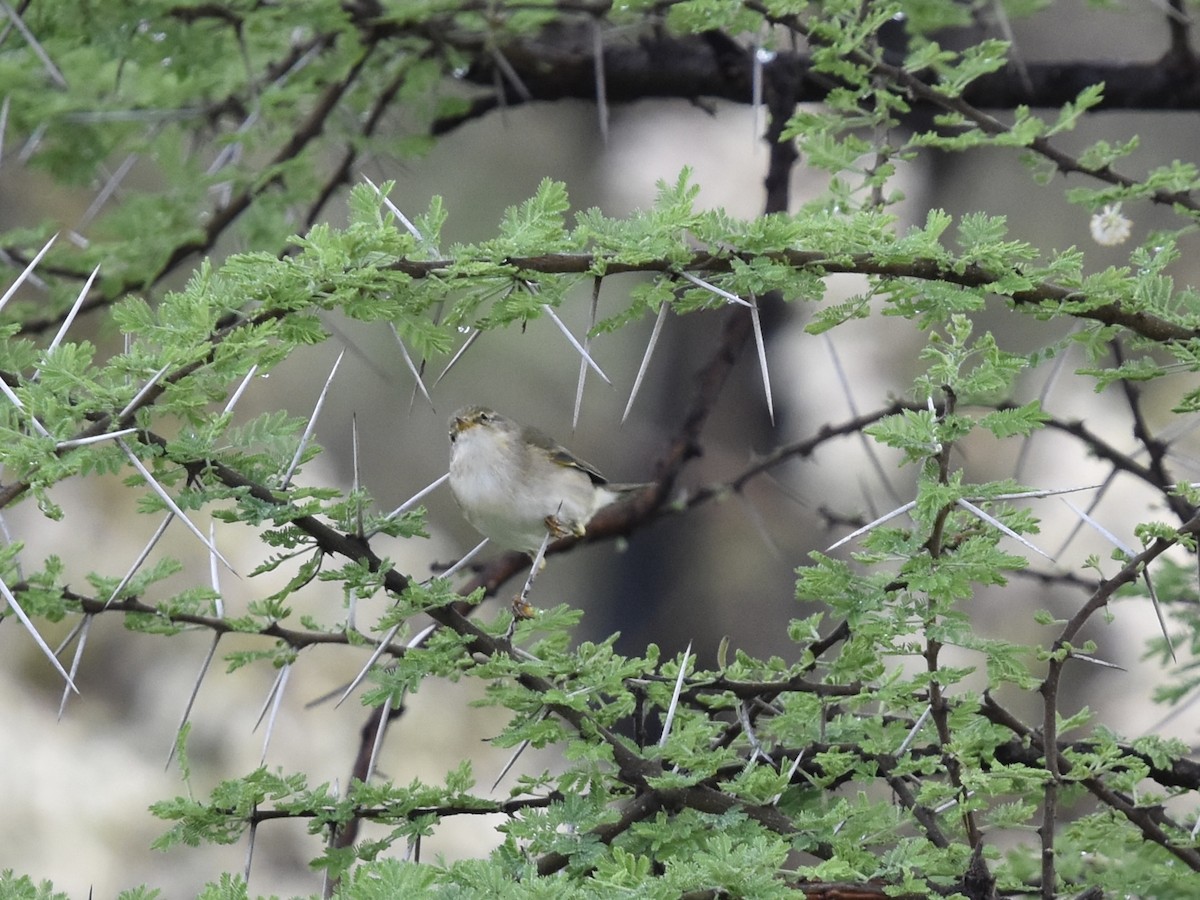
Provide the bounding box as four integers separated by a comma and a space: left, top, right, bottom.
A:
509, 527, 554, 631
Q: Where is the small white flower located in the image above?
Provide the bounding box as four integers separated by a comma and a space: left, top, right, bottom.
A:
1090, 203, 1132, 246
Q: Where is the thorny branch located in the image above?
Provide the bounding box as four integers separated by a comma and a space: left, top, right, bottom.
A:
377, 250, 1200, 343
4, 3, 1200, 893
983, 693, 1200, 873
10, 2, 1200, 342
6, 326, 1199, 888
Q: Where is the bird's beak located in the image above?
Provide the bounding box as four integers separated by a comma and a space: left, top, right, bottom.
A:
451, 414, 474, 436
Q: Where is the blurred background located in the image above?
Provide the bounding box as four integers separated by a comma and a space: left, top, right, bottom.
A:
2, 0, 1199, 894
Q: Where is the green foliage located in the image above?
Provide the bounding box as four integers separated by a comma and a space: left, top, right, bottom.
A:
1, 0, 1200, 898
0, 871, 69, 900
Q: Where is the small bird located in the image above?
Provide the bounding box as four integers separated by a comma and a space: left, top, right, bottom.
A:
448, 406, 643, 559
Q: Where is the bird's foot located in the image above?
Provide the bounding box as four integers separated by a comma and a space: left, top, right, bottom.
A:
544, 514, 585, 541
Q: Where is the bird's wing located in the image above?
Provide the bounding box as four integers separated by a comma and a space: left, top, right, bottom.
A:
525, 424, 608, 485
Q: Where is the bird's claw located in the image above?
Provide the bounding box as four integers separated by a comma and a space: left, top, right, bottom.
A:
511, 594, 537, 620
544, 514, 584, 541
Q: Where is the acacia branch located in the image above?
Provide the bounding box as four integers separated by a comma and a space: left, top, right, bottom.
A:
435, 19, 1200, 116
983, 693, 1200, 872
14, 36, 378, 336
741, 0, 1200, 213
115, 420, 795, 856
381, 249, 1199, 344
26, 585, 411, 654
1023, 513, 1199, 889
248, 792, 563, 824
